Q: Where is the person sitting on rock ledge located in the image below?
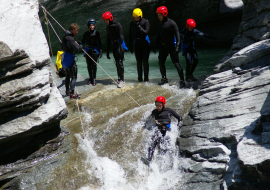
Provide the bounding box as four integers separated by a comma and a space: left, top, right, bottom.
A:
180, 19, 216, 82
61, 23, 83, 99
141, 96, 182, 165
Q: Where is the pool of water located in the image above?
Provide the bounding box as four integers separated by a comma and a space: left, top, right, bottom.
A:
52, 48, 229, 81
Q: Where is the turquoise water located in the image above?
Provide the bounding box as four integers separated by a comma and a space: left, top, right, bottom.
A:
54, 48, 229, 81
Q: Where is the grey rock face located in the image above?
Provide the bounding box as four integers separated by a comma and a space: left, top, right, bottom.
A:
180, 36, 270, 189
215, 0, 270, 73
0, 0, 69, 188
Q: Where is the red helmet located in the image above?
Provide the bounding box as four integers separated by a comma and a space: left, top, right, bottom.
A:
102, 12, 113, 21
186, 19, 196, 28
155, 96, 166, 107
156, 6, 168, 17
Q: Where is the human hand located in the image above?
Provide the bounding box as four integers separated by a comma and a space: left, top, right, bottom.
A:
99, 49, 102, 58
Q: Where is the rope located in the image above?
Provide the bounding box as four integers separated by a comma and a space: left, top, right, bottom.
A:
43, 9, 57, 69
41, 6, 65, 32
47, 19, 62, 43
40, 5, 147, 112
76, 89, 86, 139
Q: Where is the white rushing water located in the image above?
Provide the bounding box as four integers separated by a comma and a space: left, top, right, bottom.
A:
75, 83, 196, 190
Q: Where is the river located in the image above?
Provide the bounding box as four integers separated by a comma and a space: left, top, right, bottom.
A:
48, 48, 228, 189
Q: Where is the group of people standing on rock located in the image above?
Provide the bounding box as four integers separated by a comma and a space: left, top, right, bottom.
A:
61, 6, 215, 99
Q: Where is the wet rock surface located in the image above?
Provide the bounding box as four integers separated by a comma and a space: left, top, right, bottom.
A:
0, 0, 70, 189
215, 0, 270, 73
180, 33, 270, 190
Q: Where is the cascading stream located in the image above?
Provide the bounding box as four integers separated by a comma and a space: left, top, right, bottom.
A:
68, 82, 198, 189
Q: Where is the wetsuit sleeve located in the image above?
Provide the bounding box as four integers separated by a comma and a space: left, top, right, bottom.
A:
81, 32, 86, 45
179, 28, 186, 34
129, 21, 134, 50
144, 110, 156, 128
179, 28, 185, 40
106, 26, 111, 55
116, 22, 124, 45
66, 36, 81, 52
155, 24, 161, 48
194, 29, 204, 36
97, 31, 102, 50
139, 19, 150, 34
172, 21, 180, 49
169, 108, 182, 122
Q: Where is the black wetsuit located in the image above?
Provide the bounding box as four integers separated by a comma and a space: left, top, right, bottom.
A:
82, 29, 102, 83
129, 18, 150, 81
147, 107, 182, 161
106, 21, 125, 81
180, 28, 212, 79
156, 17, 184, 82
62, 30, 82, 94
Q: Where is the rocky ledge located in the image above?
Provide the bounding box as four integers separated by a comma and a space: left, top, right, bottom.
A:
0, 0, 69, 188
215, 0, 270, 73
180, 39, 270, 189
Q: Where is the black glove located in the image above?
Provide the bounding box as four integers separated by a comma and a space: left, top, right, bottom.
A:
117, 45, 122, 54
177, 117, 182, 127
79, 45, 83, 51
175, 46, 179, 52
107, 52, 110, 59
153, 48, 156, 54
130, 47, 133, 54
99, 49, 102, 58
76, 41, 82, 45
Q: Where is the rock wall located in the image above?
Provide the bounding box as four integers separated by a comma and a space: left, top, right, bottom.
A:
215, 0, 270, 73
180, 0, 270, 189
0, 0, 70, 188
39, 0, 243, 53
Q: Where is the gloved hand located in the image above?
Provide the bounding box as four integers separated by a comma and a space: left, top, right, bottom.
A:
79, 45, 83, 51
153, 48, 156, 54
107, 52, 110, 59
99, 49, 102, 58
130, 47, 133, 54
117, 45, 122, 54
76, 41, 82, 45
175, 46, 179, 52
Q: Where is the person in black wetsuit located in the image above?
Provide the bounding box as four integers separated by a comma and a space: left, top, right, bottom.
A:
102, 12, 128, 84
82, 18, 102, 86
129, 8, 150, 82
142, 96, 182, 163
180, 19, 215, 81
61, 23, 83, 99
155, 6, 185, 88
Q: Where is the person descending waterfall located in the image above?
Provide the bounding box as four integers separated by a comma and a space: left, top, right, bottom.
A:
129, 8, 150, 82
82, 18, 102, 86
180, 19, 216, 82
102, 12, 128, 86
154, 6, 185, 88
141, 96, 182, 165
61, 23, 83, 99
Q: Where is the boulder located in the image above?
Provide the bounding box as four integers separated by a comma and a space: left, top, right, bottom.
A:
180, 38, 270, 189
0, 0, 69, 188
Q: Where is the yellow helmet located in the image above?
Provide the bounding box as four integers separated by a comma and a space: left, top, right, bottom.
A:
132, 8, 143, 18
